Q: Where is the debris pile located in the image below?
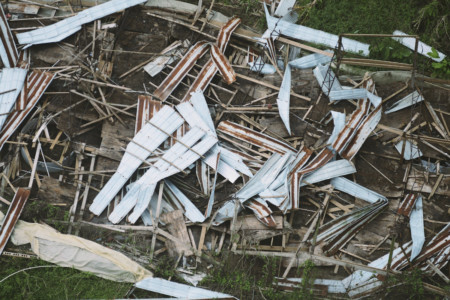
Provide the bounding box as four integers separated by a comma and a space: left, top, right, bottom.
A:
0, 0, 448, 298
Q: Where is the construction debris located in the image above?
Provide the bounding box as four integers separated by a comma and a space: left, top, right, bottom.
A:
0, 0, 448, 299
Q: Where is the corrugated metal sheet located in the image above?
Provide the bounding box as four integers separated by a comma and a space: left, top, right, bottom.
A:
0, 68, 28, 130
0, 4, 19, 68
300, 159, 356, 187
218, 120, 296, 154
329, 89, 381, 107
0, 70, 54, 151
143, 40, 187, 77
153, 41, 209, 101
181, 17, 240, 102
246, 199, 276, 227
248, 54, 276, 74
274, 0, 296, 17
327, 111, 346, 145
203, 146, 240, 183
266, 9, 370, 55
395, 139, 423, 160
205, 151, 220, 218
331, 177, 387, 203
314, 199, 388, 256
289, 52, 333, 69
164, 179, 205, 223
277, 64, 292, 134
135, 277, 234, 299
397, 193, 418, 217
409, 195, 425, 260
109, 128, 218, 224
392, 30, 446, 62
340, 104, 382, 160
16, 0, 147, 46
135, 95, 162, 135
277, 278, 347, 294
211, 44, 236, 85
0, 188, 31, 255
313, 64, 342, 95
89, 106, 185, 216
385, 91, 423, 114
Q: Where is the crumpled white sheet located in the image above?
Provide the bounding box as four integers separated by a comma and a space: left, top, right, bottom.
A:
0, 211, 152, 283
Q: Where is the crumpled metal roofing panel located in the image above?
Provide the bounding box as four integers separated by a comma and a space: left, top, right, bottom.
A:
0, 68, 28, 130
0, 188, 30, 255
16, 0, 147, 46
331, 177, 387, 204
218, 120, 296, 154
277, 63, 292, 134
300, 159, 356, 187
266, 12, 370, 55
395, 139, 423, 160
0, 4, 19, 67
89, 105, 184, 216
165, 179, 205, 223
313, 64, 342, 95
289, 52, 333, 69
385, 91, 424, 114
392, 30, 446, 62
397, 193, 418, 217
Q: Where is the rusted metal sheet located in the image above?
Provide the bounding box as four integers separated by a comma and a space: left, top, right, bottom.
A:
296, 148, 334, 176
397, 194, 418, 217
314, 199, 388, 256
135, 95, 161, 135
331, 98, 370, 154
217, 120, 296, 154
210, 44, 236, 85
340, 104, 382, 160
246, 199, 277, 228
0, 188, 31, 255
0, 4, 19, 68
0, 70, 54, 151
181, 18, 240, 102
153, 41, 209, 101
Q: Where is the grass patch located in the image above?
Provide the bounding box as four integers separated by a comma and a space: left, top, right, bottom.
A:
0, 256, 132, 299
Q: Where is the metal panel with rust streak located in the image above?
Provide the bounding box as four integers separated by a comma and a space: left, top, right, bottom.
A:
0, 4, 19, 68
181, 18, 240, 102
135, 95, 161, 135
246, 199, 276, 228
0, 70, 54, 151
331, 98, 370, 154
210, 44, 235, 85
0, 188, 31, 255
397, 193, 418, 217
153, 41, 209, 101
218, 120, 296, 154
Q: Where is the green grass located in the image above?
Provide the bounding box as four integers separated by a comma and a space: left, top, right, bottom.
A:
0, 256, 132, 300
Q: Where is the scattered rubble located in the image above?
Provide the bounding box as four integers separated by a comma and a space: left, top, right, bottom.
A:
0, 0, 448, 298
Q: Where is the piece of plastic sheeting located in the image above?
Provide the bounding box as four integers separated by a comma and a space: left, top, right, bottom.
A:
0, 211, 152, 283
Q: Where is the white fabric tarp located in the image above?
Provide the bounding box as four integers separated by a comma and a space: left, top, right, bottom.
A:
0, 211, 152, 283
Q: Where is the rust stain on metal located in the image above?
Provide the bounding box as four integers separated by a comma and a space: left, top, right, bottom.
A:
211, 44, 236, 85
397, 194, 418, 217
153, 41, 209, 101
0, 188, 31, 255
0, 71, 54, 150
135, 95, 161, 135
246, 200, 276, 228
217, 17, 241, 52
218, 120, 296, 154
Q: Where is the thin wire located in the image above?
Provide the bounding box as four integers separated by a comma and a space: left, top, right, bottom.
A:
0, 266, 60, 284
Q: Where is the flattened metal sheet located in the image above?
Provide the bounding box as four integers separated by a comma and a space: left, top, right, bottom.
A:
331, 177, 387, 203
0, 68, 28, 130
392, 30, 446, 62
385, 91, 423, 114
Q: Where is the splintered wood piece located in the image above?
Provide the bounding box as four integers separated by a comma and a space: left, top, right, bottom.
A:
160, 210, 193, 257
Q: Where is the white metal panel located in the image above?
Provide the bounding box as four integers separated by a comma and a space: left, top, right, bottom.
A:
313, 64, 342, 95
274, 0, 296, 17
409, 195, 425, 260
392, 30, 446, 62
395, 139, 423, 160
203, 146, 240, 183
289, 52, 332, 69
89, 105, 184, 216
266, 11, 370, 55
331, 177, 387, 203
301, 159, 356, 186
189, 90, 215, 133
135, 277, 234, 299
16, 0, 147, 46
165, 179, 205, 223
385, 91, 424, 114
277, 64, 291, 134
217, 146, 253, 177
327, 111, 346, 145
0, 68, 27, 130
